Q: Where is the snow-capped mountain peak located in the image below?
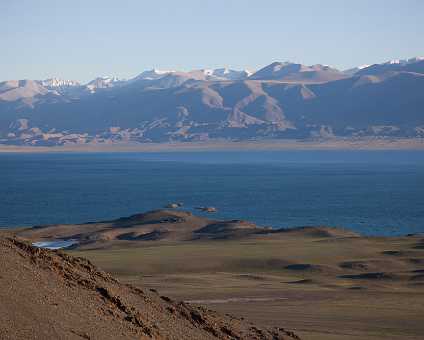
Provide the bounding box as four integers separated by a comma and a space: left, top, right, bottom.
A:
200, 69, 214, 76
357, 64, 371, 70
85, 76, 121, 93
134, 69, 176, 81
212, 68, 253, 79
88, 76, 120, 84
196, 68, 251, 80
384, 57, 424, 65
41, 78, 80, 88
343, 64, 371, 75
215, 68, 231, 75
132, 67, 251, 82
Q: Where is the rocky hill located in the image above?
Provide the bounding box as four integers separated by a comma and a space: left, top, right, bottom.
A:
0, 235, 300, 339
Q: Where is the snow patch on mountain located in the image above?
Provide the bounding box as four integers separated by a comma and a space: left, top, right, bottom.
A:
384, 57, 424, 65
343, 65, 371, 75
134, 69, 176, 81
41, 78, 80, 88
86, 76, 121, 92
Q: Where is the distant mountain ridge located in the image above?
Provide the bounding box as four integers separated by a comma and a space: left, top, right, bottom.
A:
249, 62, 348, 83
1, 57, 423, 146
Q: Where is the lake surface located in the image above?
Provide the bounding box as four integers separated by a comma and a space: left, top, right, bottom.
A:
1, 150, 423, 236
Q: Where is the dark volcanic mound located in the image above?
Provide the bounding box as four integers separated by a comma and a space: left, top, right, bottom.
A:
0, 236, 300, 340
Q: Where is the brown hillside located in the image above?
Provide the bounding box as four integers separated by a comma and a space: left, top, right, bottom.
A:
0, 236, 299, 340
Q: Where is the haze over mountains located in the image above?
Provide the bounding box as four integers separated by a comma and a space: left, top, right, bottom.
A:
1, 57, 423, 146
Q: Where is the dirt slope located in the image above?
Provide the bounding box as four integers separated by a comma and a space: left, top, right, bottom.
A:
0, 236, 299, 340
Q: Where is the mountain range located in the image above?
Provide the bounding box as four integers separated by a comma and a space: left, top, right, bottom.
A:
1, 57, 423, 146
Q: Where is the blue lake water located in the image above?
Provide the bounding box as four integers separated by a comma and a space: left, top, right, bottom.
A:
1, 150, 423, 236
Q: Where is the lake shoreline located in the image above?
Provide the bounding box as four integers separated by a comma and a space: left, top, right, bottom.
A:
8, 209, 422, 340
1, 138, 424, 153
6, 219, 424, 238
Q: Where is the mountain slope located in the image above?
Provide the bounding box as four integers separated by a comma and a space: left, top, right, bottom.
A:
357, 59, 424, 76
2, 73, 424, 145
0, 80, 50, 103
1, 58, 424, 146
0, 235, 299, 339
250, 62, 348, 83
302, 71, 424, 132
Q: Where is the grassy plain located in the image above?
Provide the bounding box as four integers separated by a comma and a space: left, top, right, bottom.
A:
72, 234, 424, 340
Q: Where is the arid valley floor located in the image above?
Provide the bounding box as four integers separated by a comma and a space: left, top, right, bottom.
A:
3, 209, 423, 339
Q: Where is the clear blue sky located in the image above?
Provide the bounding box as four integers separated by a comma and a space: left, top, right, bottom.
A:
1, 0, 423, 83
